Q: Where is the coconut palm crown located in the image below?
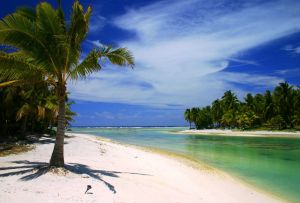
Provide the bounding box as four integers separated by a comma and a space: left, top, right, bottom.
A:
0, 1, 134, 167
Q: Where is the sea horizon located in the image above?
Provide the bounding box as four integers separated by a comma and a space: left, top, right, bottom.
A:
71, 126, 188, 128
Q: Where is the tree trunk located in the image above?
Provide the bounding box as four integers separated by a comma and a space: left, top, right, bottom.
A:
49, 91, 65, 167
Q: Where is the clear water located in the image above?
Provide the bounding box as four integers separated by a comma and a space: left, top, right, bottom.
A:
71, 127, 300, 202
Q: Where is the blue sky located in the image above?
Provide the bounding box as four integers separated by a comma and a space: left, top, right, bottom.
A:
2, 0, 300, 126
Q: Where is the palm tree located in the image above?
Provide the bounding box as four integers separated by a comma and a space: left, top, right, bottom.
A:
211, 99, 223, 127
244, 93, 254, 111
184, 109, 192, 129
0, 1, 134, 167
263, 90, 274, 122
273, 82, 294, 127
221, 90, 239, 112
190, 107, 199, 129
292, 86, 300, 126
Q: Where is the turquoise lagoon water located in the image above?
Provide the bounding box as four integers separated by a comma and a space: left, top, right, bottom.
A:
71, 127, 300, 202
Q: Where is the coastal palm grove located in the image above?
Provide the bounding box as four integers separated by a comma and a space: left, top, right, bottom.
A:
185, 82, 300, 130
0, 1, 134, 167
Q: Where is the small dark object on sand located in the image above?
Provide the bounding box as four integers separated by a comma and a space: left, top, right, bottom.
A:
85, 185, 92, 194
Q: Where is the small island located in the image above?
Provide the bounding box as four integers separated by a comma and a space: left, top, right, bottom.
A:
184, 82, 300, 132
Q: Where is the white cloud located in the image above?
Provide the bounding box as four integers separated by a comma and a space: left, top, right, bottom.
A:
69, 0, 300, 108
87, 40, 105, 48
275, 68, 300, 76
283, 45, 300, 54
89, 15, 106, 31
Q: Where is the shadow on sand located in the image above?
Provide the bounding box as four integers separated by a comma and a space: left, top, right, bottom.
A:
0, 160, 150, 193
27, 136, 69, 145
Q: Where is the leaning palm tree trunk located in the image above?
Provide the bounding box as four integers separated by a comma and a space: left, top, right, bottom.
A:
49, 98, 65, 167
50, 85, 66, 167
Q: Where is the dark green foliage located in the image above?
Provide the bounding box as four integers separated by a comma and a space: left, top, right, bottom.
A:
185, 82, 300, 130
194, 106, 213, 129
264, 90, 274, 122
0, 83, 76, 142
184, 109, 192, 129
211, 99, 222, 127
267, 115, 287, 130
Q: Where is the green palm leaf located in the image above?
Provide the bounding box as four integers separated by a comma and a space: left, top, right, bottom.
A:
69, 49, 100, 80
100, 46, 135, 67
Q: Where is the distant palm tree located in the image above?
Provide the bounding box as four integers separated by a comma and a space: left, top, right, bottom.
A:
184, 109, 192, 129
211, 99, 222, 127
263, 90, 274, 122
273, 82, 294, 127
244, 93, 254, 111
221, 90, 239, 111
0, 1, 134, 167
190, 107, 199, 128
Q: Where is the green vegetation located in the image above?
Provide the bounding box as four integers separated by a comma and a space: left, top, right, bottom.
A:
0, 0, 134, 167
0, 83, 75, 142
184, 82, 300, 130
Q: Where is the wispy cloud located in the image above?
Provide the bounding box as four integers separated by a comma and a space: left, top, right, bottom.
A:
69, 0, 300, 107
87, 40, 105, 47
283, 45, 300, 54
275, 68, 300, 76
89, 15, 106, 32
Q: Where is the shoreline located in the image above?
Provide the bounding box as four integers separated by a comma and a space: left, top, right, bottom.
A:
0, 133, 282, 202
177, 129, 300, 138
71, 133, 286, 202
90, 133, 285, 202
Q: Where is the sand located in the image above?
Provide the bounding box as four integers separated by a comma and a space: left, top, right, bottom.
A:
179, 129, 300, 137
0, 133, 282, 203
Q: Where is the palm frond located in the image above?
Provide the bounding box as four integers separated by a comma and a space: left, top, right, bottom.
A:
65, 1, 92, 72
0, 80, 20, 88
69, 49, 100, 80
0, 52, 44, 81
16, 103, 31, 121
69, 1, 91, 46
37, 105, 46, 120
36, 2, 67, 72
36, 2, 64, 35
45, 95, 58, 112
16, 7, 36, 21
0, 12, 57, 72
99, 46, 134, 68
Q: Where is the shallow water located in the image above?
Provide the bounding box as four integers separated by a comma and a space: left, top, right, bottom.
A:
71, 127, 300, 202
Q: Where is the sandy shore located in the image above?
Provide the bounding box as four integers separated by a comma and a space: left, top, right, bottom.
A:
179, 129, 300, 137
0, 133, 282, 203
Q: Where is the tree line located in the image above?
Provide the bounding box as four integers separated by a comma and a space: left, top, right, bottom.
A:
0, 82, 76, 142
184, 82, 300, 130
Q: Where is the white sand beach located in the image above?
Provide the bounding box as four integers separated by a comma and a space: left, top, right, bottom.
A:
179, 129, 300, 137
0, 133, 282, 203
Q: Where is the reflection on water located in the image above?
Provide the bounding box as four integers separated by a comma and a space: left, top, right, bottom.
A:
72, 127, 300, 202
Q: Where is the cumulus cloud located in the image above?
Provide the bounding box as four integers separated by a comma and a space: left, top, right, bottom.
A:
69, 0, 300, 108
